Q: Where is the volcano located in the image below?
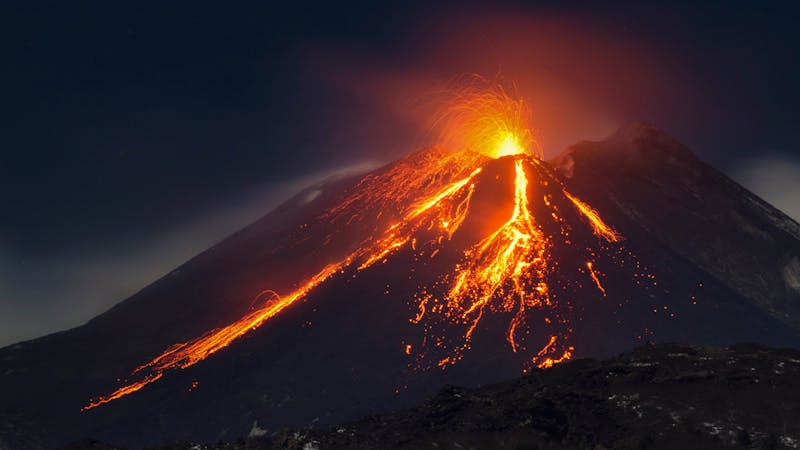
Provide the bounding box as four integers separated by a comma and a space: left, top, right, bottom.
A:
2, 123, 800, 449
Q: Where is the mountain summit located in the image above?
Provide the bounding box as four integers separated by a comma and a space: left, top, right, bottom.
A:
2, 124, 800, 448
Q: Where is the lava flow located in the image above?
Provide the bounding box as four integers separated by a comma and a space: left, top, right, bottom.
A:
404, 155, 622, 373
84, 152, 487, 410
446, 160, 550, 355
84, 78, 638, 410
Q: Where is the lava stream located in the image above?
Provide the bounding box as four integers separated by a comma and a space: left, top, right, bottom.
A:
563, 191, 621, 242
85, 152, 627, 409
586, 261, 607, 296
84, 159, 484, 410
442, 159, 550, 362
84, 78, 632, 410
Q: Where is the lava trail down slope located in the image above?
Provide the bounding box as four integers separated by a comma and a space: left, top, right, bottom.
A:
1, 123, 800, 449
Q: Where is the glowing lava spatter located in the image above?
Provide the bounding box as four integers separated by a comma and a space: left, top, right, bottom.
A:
431, 75, 538, 159
586, 261, 607, 296
84, 155, 485, 410
84, 80, 636, 410
407, 156, 620, 371
83, 259, 351, 410
443, 160, 550, 361
322, 147, 487, 225
564, 191, 622, 242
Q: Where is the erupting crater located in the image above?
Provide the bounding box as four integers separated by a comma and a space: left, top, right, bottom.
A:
84, 79, 652, 411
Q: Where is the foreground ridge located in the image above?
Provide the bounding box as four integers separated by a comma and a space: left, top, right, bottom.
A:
71, 342, 800, 450
7, 122, 800, 450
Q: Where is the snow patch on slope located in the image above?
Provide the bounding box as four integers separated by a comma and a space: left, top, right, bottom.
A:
248, 420, 268, 438
732, 154, 800, 224
785, 258, 800, 294
745, 191, 800, 242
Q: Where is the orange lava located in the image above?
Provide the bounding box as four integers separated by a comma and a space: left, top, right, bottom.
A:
84, 79, 630, 410
535, 335, 574, 369
322, 148, 486, 225
82, 373, 162, 411
586, 261, 607, 296
564, 191, 621, 242
440, 159, 551, 363
85, 154, 484, 410
430, 75, 540, 159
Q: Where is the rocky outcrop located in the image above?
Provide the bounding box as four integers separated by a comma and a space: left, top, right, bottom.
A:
134, 343, 800, 450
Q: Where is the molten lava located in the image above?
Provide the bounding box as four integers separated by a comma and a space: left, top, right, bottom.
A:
84, 79, 639, 410
564, 191, 622, 242
586, 261, 607, 296
444, 160, 549, 359
496, 131, 526, 157
430, 75, 539, 159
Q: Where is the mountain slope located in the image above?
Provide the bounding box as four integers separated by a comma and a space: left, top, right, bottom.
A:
200, 342, 800, 450
62, 343, 800, 450
2, 124, 800, 449
552, 123, 800, 327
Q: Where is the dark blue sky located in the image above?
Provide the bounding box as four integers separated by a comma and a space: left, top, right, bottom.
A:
2, 0, 799, 346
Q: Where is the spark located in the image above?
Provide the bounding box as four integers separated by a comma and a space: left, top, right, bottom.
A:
430, 75, 540, 159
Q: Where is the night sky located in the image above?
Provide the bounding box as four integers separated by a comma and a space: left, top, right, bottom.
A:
2, 1, 799, 346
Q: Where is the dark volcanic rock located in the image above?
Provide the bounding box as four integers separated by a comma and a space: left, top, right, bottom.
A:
4, 124, 800, 448
552, 122, 800, 329
131, 343, 800, 450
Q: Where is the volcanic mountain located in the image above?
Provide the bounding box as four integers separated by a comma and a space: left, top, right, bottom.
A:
2, 123, 800, 449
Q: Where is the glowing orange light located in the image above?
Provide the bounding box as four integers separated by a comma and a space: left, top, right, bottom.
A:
496, 132, 526, 157
430, 75, 540, 159
82, 373, 163, 411
564, 191, 621, 242
84, 79, 638, 410
439, 159, 551, 364
84, 153, 484, 410
532, 335, 574, 369
586, 261, 606, 296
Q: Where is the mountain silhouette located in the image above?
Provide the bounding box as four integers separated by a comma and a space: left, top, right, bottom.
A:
2, 123, 799, 449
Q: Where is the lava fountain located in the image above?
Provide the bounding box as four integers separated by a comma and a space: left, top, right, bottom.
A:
430, 74, 538, 159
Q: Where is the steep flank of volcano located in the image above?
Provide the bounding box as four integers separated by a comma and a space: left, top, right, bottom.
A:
82, 151, 638, 410
552, 122, 800, 328
2, 124, 800, 449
